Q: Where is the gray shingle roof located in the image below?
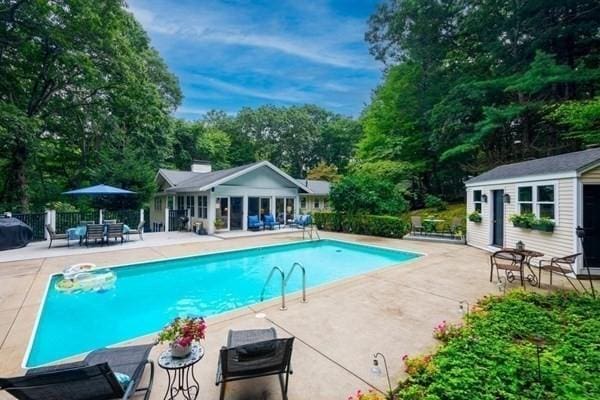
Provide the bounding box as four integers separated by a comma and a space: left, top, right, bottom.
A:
295, 179, 331, 195
158, 161, 312, 193
161, 162, 262, 192
465, 148, 600, 185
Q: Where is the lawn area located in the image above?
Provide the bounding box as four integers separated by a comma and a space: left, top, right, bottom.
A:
395, 291, 600, 400
408, 203, 466, 222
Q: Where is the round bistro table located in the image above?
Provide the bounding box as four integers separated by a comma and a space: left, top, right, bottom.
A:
158, 343, 204, 400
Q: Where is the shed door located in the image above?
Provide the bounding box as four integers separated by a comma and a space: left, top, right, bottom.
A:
492, 190, 504, 247
583, 185, 600, 268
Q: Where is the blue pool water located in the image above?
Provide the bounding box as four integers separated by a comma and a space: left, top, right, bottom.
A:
26, 239, 420, 367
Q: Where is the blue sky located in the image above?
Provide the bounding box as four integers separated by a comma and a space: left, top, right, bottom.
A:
127, 0, 382, 119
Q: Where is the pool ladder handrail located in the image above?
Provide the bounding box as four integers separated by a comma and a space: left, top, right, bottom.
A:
260, 262, 307, 310
260, 266, 287, 310
302, 223, 320, 240
284, 262, 307, 303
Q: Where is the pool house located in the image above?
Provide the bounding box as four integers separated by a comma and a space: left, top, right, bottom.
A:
150, 160, 320, 233
465, 148, 600, 275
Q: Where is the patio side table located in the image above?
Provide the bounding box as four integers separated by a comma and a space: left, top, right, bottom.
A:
158, 343, 204, 400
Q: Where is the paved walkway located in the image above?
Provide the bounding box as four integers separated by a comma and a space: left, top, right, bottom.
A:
0, 233, 573, 399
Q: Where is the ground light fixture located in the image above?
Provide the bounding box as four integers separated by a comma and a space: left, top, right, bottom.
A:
496, 276, 508, 295
528, 335, 546, 384
458, 300, 470, 320
371, 352, 393, 398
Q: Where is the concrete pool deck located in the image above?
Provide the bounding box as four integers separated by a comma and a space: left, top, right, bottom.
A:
0, 232, 575, 399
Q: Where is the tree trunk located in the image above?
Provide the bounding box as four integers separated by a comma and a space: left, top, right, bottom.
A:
13, 138, 29, 212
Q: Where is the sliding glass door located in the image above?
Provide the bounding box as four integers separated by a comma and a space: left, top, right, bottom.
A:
215, 197, 229, 230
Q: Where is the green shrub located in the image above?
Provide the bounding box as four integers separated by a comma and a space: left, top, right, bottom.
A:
313, 212, 410, 238
424, 194, 448, 211
329, 174, 407, 215
395, 291, 600, 400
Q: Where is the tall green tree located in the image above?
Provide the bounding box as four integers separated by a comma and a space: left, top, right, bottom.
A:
0, 0, 181, 211
362, 0, 600, 202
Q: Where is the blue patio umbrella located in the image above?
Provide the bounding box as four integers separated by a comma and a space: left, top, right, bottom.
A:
62, 184, 136, 195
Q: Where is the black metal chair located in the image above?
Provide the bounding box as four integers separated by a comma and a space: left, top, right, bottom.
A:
0, 343, 154, 400
490, 250, 526, 287
106, 223, 124, 244
216, 328, 294, 400
538, 253, 587, 292
85, 224, 105, 247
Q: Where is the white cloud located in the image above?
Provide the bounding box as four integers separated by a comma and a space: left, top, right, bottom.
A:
127, 2, 377, 70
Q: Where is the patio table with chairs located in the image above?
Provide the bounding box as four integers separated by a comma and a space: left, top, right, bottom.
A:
67, 222, 131, 246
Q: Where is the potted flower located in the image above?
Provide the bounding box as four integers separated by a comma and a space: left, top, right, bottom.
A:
157, 316, 207, 358
532, 217, 555, 232
468, 211, 482, 223
510, 213, 535, 228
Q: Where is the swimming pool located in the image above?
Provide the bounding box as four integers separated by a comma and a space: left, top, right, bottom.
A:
25, 239, 421, 367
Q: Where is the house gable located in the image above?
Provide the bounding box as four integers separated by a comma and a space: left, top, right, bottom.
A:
225, 165, 297, 189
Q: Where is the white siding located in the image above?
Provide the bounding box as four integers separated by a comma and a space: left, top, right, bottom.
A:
467, 178, 577, 260
466, 187, 491, 249
581, 165, 600, 183
504, 179, 576, 259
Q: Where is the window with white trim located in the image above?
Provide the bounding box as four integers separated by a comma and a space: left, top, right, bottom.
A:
314, 198, 320, 209
186, 195, 195, 217
473, 190, 482, 213
197, 195, 207, 219
176, 196, 184, 210
518, 186, 533, 214
537, 185, 555, 219
154, 197, 162, 211
300, 197, 306, 208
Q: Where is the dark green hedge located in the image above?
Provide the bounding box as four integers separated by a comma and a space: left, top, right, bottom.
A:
313, 212, 410, 238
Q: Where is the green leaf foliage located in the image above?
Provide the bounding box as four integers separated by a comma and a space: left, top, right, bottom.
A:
329, 174, 407, 215
396, 291, 600, 400
312, 212, 410, 239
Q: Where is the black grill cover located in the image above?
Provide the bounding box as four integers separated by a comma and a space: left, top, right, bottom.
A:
0, 217, 33, 250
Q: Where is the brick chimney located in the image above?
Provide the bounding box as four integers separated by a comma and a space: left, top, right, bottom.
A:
191, 160, 211, 173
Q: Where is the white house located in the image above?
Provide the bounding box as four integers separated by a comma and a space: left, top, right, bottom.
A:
465, 148, 600, 274
150, 160, 331, 234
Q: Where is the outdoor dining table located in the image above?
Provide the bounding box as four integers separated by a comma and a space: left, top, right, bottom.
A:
503, 248, 544, 286
67, 223, 130, 243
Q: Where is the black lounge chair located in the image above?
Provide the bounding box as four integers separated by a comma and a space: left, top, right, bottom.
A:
216, 328, 294, 400
0, 343, 154, 400
45, 224, 69, 249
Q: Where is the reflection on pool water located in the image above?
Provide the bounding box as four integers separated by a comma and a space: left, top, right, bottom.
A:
26, 239, 421, 367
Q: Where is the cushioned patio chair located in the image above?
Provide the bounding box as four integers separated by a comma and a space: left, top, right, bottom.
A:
490, 250, 526, 287
106, 223, 124, 244
45, 224, 69, 249
0, 343, 154, 400
248, 215, 264, 231
263, 214, 279, 230
538, 253, 586, 292
410, 216, 424, 235
216, 328, 294, 400
292, 215, 311, 229
85, 224, 105, 247
127, 220, 145, 241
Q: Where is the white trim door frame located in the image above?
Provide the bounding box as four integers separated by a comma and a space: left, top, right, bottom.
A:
215, 196, 230, 232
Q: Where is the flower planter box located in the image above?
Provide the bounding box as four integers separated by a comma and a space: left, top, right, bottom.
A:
532, 223, 554, 232
512, 221, 530, 229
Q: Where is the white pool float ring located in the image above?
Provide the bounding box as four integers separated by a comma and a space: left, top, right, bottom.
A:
63, 263, 96, 280
56, 268, 116, 293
